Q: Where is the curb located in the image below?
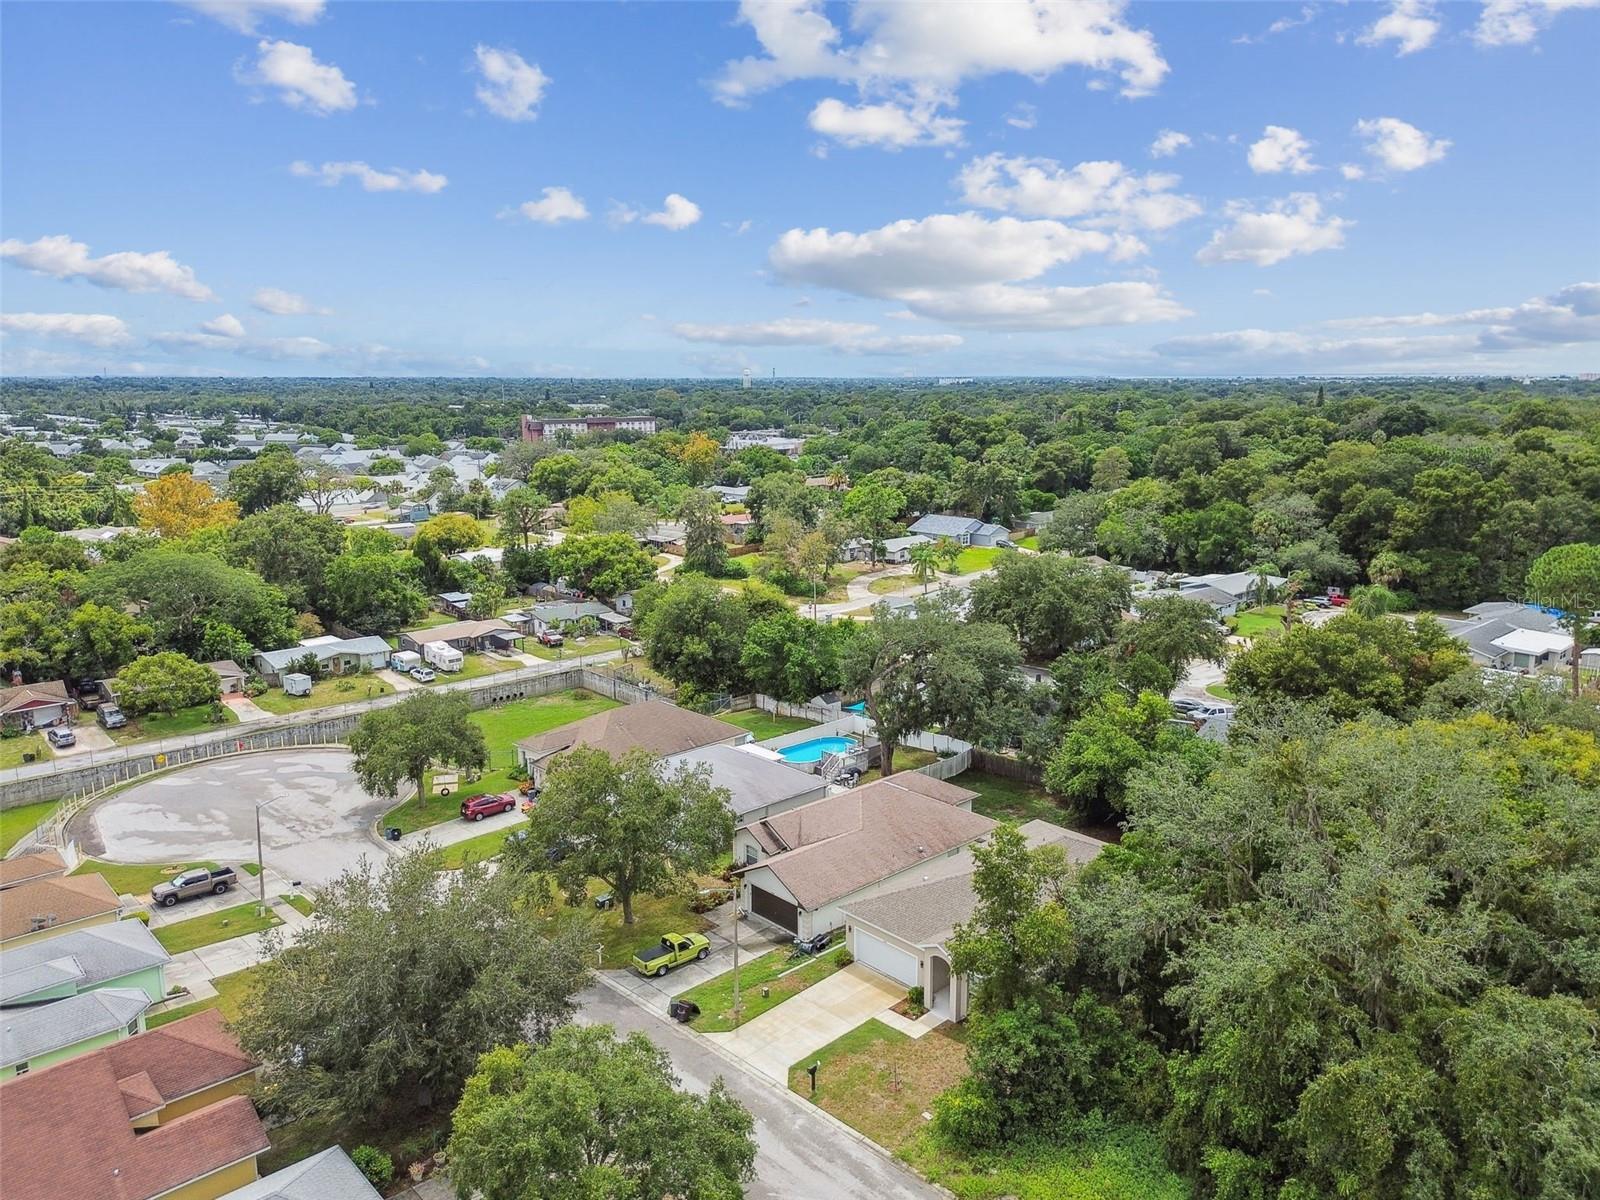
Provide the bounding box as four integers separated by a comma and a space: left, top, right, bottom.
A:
592, 969, 954, 1199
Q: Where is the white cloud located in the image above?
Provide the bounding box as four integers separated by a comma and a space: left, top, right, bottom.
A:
1355, 117, 1451, 171
1196, 194, 1350, 267
251, 286, 328, 315
1358, 0, 1442, 54
1247, 125, 1317, 174
1340, 163, 1367, 180
768, 211, 1186, 330
670, 316, 961, 354
180, 0, 324, 34
289, 160, 448, 193
955, 153, 1201, 231
808, 97, 964, 149
0, 312, 133, 347
641, 194, 702, 230
510, 186, 589, 224
199, 313, 246, 337
1234, 4, 1318, 44
1474, 0, 1599, 46
0, 234, 216, 300
1325, 282, 1600, 348
1005, 102, 1037, 130
473, 45, 548, 121
1149, 129, 1191, 158
1154, 327, 1477, 369
240, 39, 357, 114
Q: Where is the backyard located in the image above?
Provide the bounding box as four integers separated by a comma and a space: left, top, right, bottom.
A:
0, 798, 59, 854
678, 943, 848, 1032
104, 703, 238, 745
719, 709, 816, 742
961, 770, 1071, 825
254, 674, 396, 715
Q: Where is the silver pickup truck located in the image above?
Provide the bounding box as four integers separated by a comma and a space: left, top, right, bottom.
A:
151, 866, 238, 907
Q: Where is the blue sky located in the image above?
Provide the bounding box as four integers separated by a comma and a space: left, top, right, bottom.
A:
1, 0, 1596, 378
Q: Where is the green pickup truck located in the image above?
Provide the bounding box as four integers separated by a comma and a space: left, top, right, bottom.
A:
631, 932, 711, 977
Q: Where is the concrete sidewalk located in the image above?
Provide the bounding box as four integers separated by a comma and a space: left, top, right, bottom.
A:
156, 896, 312, 1006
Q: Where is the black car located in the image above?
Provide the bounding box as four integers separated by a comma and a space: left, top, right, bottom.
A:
793, 931, 833, 955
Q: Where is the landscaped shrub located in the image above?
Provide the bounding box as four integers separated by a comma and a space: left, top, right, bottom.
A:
350, 1144, 393, 1189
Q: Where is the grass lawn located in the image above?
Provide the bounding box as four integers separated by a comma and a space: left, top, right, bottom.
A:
407, 610, 459, 630
254, 674, 396, 715
951, 546, 1002, 574
586, 885, 715, 969
522, 634, 631, 661
105, 703, 239, 745
1205, 682, 1236, 700
414, 653, 522, 682
282, 893, 315, 917
861, 747, 938, 785
681, 944, 848, 1031
471, 689, 621, 768
239, 861, 260, 876
1017, 534, 1040, 550
787, 1018, 970, 1150
962, 770, 1070, 825
0, 798, 60, 854
0, 733, 51, 770
386, 771, 524, 834
146, 965, 262, 1029
867, 574, 921, 596
154, 901, 283, 954
428, 823, 526, 870
902, 1123, 1191, 1200
73, 858, 220, 896
1227, 605, 1286, 639
720, 710, 816, 741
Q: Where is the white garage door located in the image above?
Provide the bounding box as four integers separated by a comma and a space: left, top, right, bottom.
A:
852, 929, 919, 987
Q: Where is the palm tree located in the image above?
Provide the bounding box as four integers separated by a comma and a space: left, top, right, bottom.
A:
909, 542, 939, 593
826, 463, 850, 492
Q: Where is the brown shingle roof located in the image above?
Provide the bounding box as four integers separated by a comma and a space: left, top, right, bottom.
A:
517, 700, 744, 763
0, 848, 67, 891
406, 618, 517, 645
0, 1011, 267, 1200
737, 775, 993, 909
0, 679, 69, 716
0, 872, 120, 941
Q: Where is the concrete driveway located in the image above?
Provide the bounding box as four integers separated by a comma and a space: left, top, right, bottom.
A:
54, 723, 116, 756
73, 749, 390, 888
701, 963, 905, 1083
222, 695, 272, 723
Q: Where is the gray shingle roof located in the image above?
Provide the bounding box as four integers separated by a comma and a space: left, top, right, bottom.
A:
664, 744, 824, 818
0, 987, 151, 1068
255, 637, 391, 673
908, 514, 987, 537
217, 1146, 382, 1200
0, 919, 170, 1004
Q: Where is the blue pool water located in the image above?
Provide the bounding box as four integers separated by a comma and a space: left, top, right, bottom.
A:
845, 701, 867, 713
779, 736, 858, 764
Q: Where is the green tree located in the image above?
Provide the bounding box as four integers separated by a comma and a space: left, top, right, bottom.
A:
226, 504, 345, 610
1044, 691, 1190, 818
66, 601, 153, 678
841, 597, 1022, 776
1039, 492, 1107, 556
322, 551, 427, 635
236, 852, 591, 1123
969, 554, 1132, 662
347, 691, 488, 806
547, 533, 656, 601
513, 748, 733, 926
678, 487, 728, 576
497, 486, 550, 550
113, 652, 220, 715
739, 610, 842, 703
84, 549, 297, 656
227, 448, 306, 514
1119, 594, 1227, 686
909, 540, 940, 592
640, 574, 785, 695
841, 477, 905, 564
449, 1025, 756, 1200
417, 511, 484, 556
1525, 542, 1600, 698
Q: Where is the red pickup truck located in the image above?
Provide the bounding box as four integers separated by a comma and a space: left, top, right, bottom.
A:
460, 792, 518, 821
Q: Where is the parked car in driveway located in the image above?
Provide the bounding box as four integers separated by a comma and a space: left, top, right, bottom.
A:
45, 726, 77, 749
537, 630, 564, 647
96, 703, 127, 729
151, 866, 238, 907
631, 932, 711, 977
410, 666, 436, 682
460, 792, 518, 821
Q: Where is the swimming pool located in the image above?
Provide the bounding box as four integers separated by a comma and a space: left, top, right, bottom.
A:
844, 701, 867, 713
778, 736, 858, 764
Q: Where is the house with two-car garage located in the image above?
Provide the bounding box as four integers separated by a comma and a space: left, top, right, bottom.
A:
840, 819, 1108, 1021
731, 773, 995, 943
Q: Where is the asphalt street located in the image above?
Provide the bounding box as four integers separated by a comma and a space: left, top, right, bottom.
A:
576, 980, 943, 1200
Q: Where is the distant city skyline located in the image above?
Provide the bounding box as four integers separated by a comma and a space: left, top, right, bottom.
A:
1, 0, 1596, 378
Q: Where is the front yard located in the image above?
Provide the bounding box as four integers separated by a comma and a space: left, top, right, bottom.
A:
254, 674, 396, 715
950, 546, 1002, 574
902, 1123, 1191, 1200
522, 634, 632, 661
0, 732, 51, 769
147, 965, 262, 1029
719, 709, 816, 741
428, 823, 525, 870
154, 900, 283, 954
103, 703, 239, 744
1227, 605, 1286, 639
678, 943, 848, 1031
412, 653, 522, 682
72, 858, 220, 896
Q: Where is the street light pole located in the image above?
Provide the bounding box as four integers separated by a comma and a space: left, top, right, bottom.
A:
732, 903, 743, 1027
255, 800, 266, 911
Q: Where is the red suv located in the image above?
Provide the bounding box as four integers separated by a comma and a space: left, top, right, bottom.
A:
460, 792, 517, 821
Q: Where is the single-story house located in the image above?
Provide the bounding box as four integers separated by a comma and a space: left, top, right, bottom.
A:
709, 485, 751, 504
252, 636, 391, 685
662, 743, 828, 826
0, 919, 171, 1010
528, 599, 621, 636
880, 534, 933, 564
612, 590, 637, 616
733, 774, 994, 940
397, 619, 521, 655
435, 591, 473, 616
451, 546, 505, 568
1441, 604, 1571, 671
0, 987, 152, 1080
217, 1146, 383, 1200
719, 512, 755, 543
641, 522, 686, 551
0, 849, 67, 892
1, 873, 122, 948
907, 514, 1012, 548
516, 699, 750, 784
1179, 570, 1286, 605
0, 680, 77, 732
1146, 585, 1238, 619
0, 1010, 267, 1200
206, 660, 247, 695
841, 819, 1106, 1020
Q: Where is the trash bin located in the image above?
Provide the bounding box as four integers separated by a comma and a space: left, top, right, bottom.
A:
385, 826, 403, 842
668, 999, 700, 1023
594, 892, 615, 910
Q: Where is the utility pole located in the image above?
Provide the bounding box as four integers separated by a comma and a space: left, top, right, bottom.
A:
731, 904, 742, 1027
